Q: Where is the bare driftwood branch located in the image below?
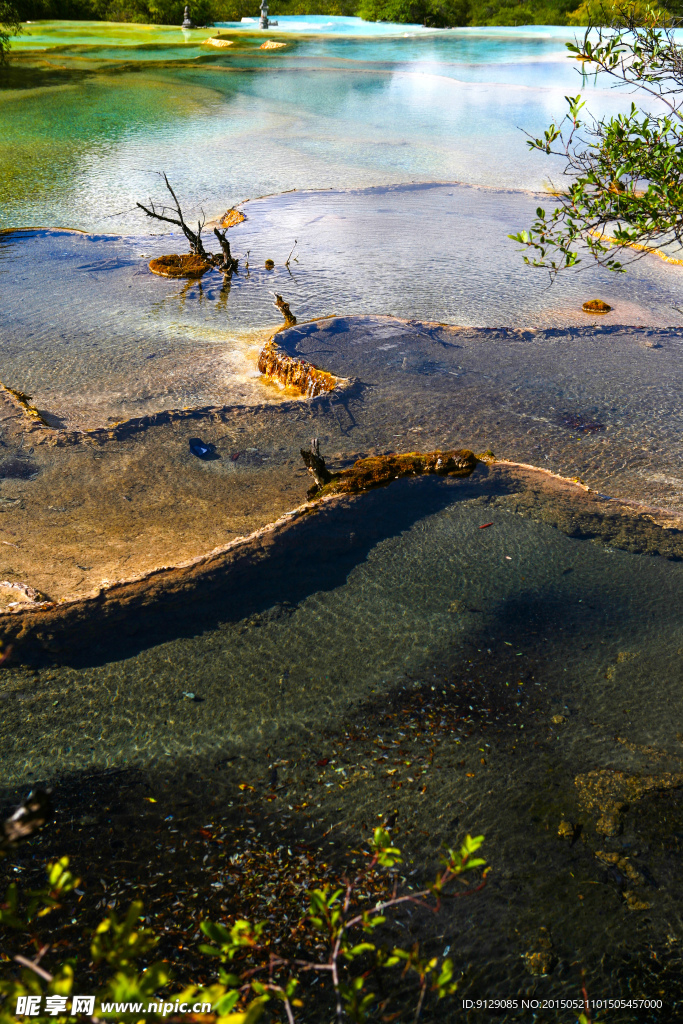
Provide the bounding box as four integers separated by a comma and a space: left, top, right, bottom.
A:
136, 173, 209, 258
285, 239, 298, 266
274, 293, 297, 326
300, 438, 332, 492
14, 952, 53, 983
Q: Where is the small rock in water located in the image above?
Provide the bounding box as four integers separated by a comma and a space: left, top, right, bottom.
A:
624, 890, 652, 911
523, 927, 556, 976
582, 299, 612, 313
523, 950, 557, 976
189, 437, 217, 460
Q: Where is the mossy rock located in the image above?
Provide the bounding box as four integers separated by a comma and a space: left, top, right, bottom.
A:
315, 450, 477, 499
582, 299, 612, 313
149, 254, 212, 279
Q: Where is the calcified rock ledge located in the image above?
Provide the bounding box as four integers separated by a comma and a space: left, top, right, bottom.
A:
258, 338, 344, 397
0, 327, 349, 445
0, 380, 345, 448
2, 459, 681, 656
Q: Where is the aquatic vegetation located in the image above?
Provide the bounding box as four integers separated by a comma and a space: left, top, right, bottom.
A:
575, 766, 683, 833
148, 253, 213, 278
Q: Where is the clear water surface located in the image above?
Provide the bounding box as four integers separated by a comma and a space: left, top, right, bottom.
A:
2, 21, 683, 1013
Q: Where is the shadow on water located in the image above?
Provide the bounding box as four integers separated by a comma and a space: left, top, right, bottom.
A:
0, 63, 96, 91
48, 472, 501, 669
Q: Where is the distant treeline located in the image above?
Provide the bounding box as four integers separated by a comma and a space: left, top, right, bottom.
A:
9, 0, 682, 28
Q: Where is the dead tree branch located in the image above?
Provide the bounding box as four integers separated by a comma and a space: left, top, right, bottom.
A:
136, 173, 209, 258
274, 293, 297, 325
213, 228, 239, 273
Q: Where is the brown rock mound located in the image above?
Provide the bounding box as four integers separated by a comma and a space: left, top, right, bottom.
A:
149, 254, 212, 279
582, 299, 612, 313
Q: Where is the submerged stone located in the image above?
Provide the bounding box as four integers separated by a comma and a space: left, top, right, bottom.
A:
189, 437, 218, 460
0, 457, 38, 479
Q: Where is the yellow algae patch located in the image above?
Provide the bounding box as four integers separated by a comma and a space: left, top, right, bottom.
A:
221, 208, 246, 228
576, 767, 683, 834
589, 229, 683, 266
203, 36, 234, 47
149, 254, 212, 279
260, 40, 287, 49
576, 768, 683, 813
0, 382, 48, 425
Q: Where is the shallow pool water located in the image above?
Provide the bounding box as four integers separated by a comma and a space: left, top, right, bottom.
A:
1, 22, 661, 231
2, 19, 683, 1015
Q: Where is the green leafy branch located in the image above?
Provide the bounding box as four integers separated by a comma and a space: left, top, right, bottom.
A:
510, 4, 683, 279
1, 791, 488, 1023
199, 828, 488, 1023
